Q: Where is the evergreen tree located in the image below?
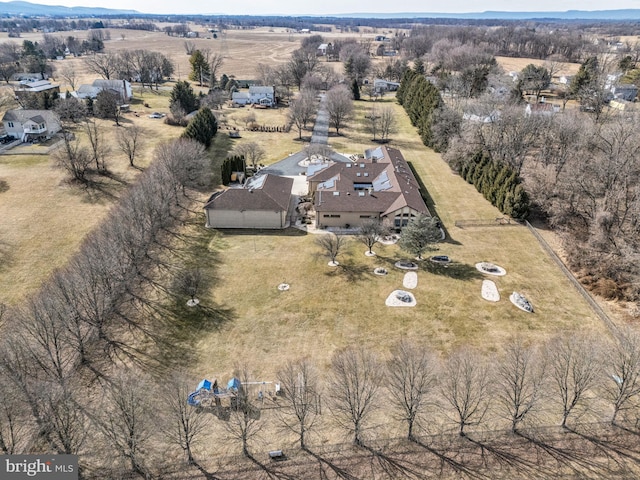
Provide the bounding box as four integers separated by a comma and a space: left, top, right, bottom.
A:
504, 184, 529, 219
189, 50, 210, 86
398, 214, 442, 260
170, 80, 198, 115
182, 107, 218, 148
351, 79, 360, 101
413, 58, 425, 75
570, 56, 599, 96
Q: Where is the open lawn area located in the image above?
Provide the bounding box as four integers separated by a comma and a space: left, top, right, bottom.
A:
188, 98, 607, 385
0, 89, 182, 306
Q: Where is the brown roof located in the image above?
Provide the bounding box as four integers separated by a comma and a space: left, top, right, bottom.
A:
311, 146, 429, 217
204, 174, 293, 212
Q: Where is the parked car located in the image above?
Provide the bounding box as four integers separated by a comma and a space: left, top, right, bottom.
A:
148, 112, 165, 119
0, 134, 14, 144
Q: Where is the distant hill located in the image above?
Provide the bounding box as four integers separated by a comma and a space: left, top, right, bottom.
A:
2, 1, 640, 20
331, 9, 640, 20
0, 1, 138, 16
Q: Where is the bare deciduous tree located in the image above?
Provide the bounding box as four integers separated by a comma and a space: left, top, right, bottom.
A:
100, 372, 153, 477
329, 347, 382, 445
288, 90, 316, 139
277, 359, 321, 449
606, 328, 640, 425
59, 64, 78, 91
52, 131, 92, 182
116, 124, 144, 167
224, 368, 263, 457
548, 336, 601, 428
325, 84, 354, 135
162, 373, 211, 464
84, 52, 119, 80
0, 375, 30, 454
315, 233, 348, 265
84, 118, 110, 172
231, 141, 265, 170
387, 340, 438, 439
356, 219, 389, 255
495, 339, 546, 433
440, 348, 491, 436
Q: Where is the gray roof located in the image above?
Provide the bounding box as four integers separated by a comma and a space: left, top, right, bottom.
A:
204, 174, 293, 212
93, 79, 129, 90
249, 85, 275, 95
2, 109, 60, 125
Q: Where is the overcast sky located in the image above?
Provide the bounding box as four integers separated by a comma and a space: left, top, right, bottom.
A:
27, 0, 640, 15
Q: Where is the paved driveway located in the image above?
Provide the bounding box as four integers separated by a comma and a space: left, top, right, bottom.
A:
261, 94, 350, 177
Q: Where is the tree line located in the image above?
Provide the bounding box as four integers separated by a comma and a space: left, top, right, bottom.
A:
0, 138, 211, 476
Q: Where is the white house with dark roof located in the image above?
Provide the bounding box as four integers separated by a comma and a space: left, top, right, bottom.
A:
1, 109, 61, 142
307, 146, 430, 230
204, 174, 294, 229
74, 79, 132, 103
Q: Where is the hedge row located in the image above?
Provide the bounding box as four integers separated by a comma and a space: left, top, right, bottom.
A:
460, 151, 529, 219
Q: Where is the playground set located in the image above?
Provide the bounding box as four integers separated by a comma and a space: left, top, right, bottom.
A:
187, 376, 280, 409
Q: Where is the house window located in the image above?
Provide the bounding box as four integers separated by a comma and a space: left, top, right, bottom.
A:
323, 214, 341, 218
359, 215, 373, 218
7, 122, 13, 128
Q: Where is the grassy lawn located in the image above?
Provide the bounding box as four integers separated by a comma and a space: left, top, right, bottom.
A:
187, 97, 606, 385
0, 90, 182, 306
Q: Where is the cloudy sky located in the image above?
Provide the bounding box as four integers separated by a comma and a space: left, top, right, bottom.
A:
26, 0, 640, 15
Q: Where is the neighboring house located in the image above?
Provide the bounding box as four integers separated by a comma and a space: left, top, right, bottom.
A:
525, 103, 560, 117
559, 75, 574, 85
248, 85, 276, 107
74, 79, 132, 103
204, 174, 294, 229
12, 72, 45, 82
1, 109, 61, 142
14, 80, 60, 106
611, 84, 638, 102
308, 146, 430, 230
317, 43, 329, 56
463, 110, 500, 123
373, 79, 400, 93
231, 91, 250, 106
610, 99, 635, 111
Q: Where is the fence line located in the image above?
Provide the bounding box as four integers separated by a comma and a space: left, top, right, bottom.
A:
454, 217, 520, 228
524, 220, 618, 334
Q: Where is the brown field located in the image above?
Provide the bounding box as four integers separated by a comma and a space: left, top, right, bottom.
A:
496, 55, 580, 77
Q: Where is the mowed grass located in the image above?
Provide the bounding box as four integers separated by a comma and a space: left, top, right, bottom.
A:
191, 98, 606, 383
0, 90, 182, 306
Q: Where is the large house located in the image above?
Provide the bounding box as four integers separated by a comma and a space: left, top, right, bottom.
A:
231, 86, 277, 107
1, 109, 61, 142
14, 80, 60, 108
248, 86, 276, 107
204, 174, 294, 229
74, 79, 133, 103
307, 146, 430, 230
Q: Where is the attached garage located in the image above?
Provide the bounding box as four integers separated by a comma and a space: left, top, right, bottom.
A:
204, 174, 294, 229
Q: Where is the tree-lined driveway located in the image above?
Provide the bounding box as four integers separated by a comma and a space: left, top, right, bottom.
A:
260, 94, 349, 177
